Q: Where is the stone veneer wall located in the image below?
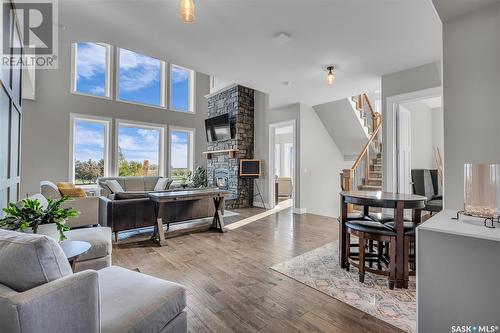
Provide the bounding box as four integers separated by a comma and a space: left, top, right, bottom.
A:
206, 85, 254, 208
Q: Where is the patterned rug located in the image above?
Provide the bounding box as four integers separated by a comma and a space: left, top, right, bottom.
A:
271, 241, 416, 333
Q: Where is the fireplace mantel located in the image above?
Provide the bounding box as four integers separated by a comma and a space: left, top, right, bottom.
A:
203, 149, 239, 159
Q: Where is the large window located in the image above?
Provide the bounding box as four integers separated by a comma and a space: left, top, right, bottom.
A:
170, 128, 194, 180
71, 42, 111, 98
117, 48, 165, 107
70, 115, 111, 185
117, 121, 164, 176
170, 64, 194, 112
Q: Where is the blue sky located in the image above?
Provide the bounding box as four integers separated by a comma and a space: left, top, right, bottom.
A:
75, 43, 190, 110
118, 126, 159, 164
74, 121, 105, 162
171, 131, 189, 169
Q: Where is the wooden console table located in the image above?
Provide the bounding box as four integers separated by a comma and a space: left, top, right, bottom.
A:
149, 188, 230, 246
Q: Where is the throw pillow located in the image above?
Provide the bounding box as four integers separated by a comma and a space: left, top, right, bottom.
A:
56, 182, 75, 188
154, 177, 173, 191
106, 180, 125, 193
59, 187, 87, 198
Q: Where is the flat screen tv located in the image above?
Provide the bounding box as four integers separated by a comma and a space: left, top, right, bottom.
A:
240, 159, 262, 178
205, 114, 233, 142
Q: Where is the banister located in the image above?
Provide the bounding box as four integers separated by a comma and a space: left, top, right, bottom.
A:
351, 121, 382, 171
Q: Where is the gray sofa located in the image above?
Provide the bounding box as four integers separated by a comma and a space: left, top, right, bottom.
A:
0, 229, 187, 333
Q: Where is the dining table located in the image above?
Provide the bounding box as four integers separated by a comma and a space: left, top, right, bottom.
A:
339, 191, 427, 288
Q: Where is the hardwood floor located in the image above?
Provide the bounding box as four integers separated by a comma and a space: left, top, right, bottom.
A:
112, 208, 404, 333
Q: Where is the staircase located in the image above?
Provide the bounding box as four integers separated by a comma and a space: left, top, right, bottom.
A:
340, 93, 383, 195
358, 153, 382, 191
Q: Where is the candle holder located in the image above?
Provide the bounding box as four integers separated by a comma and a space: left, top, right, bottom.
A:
452, 164, 500, 228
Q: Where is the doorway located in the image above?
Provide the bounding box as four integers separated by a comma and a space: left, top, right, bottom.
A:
269, 120, 296, 210
386, 88, 443, 213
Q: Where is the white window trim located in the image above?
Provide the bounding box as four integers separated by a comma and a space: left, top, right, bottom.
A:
70, 42, 113, 100
115, 119, 166, 177
168, 126, 195, 177
115, 48, 167, 109
69, 113, 112, 186
168, 63, 195, 114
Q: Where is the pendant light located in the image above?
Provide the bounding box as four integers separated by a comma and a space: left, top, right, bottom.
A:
326, 66, 335, 85
181, 0, 195, 23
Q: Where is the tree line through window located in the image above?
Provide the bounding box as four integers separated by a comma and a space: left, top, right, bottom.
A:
72, 117, 194, 185
72, 42, 193, 112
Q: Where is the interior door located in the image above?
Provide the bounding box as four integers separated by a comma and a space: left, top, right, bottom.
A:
397, 106, 411, 194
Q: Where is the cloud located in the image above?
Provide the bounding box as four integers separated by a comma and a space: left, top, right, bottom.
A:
119, 127, 160, 163
171, 66, 190, 84
76, 43, 106, 80
171, 143, 188, 168
119, 48, 161, 92
75, 125, 104, 147
75, 148, 103, 162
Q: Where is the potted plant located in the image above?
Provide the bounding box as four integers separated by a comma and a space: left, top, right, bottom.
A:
0, 196, 80, 241
189, 166, 207, 188
180, 174, 189, 189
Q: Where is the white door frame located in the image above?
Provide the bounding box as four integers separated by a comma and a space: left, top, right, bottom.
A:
269, 119, 297, 210
385, 86, 442, 193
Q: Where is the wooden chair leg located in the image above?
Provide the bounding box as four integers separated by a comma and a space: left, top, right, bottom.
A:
389, 237, 396, 289
411, 240, 417, 271
368, 240, 374, 268
358, 235, 366, 283
345, 232, 351, 271
377, 241, 383, 270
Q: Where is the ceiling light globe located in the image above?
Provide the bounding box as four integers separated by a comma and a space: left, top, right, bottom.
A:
181, 0, 195, 23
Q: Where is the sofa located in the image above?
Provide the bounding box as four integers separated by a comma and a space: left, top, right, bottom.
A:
411, 169, 443, 214
98, 176, 215, 241
0, 229, 187, 333
40, 182, 112, 271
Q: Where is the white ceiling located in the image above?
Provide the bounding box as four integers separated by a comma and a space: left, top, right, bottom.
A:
60, 0, 441, 108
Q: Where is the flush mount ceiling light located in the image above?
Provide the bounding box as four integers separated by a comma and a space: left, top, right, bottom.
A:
325, 65, 336, 85
180, 0, 195, 23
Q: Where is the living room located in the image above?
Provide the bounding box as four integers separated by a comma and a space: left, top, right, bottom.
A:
1, 0, 499, 332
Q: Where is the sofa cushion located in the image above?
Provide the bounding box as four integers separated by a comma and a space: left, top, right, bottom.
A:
144, 176, 161, 191
99, 266, 186, 333
114, 192, 150, 200
154, 177, 173, 191
106, 180, 125, 193
0, 229, 73, 292
123, 177, 145, 191
64, 227, 112, 262
59, 187, 87, 198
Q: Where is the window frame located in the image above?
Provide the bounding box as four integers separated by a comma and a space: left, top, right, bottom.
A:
115, 48, 167, 109
70, 42, 113, 100
168, 126, 195, 178
69, 113, 112, 187
168, 64, 195, 113
115, 119, 166, 177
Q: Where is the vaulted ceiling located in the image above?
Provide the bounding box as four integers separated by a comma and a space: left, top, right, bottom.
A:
60, 0, 441, 107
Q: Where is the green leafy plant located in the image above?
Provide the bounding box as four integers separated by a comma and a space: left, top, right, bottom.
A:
0, 197, 80, 241
189, 166, 207, 188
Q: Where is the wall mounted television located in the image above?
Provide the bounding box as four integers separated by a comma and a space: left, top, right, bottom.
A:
240, 159, 262, 178
205, 113, 234, 142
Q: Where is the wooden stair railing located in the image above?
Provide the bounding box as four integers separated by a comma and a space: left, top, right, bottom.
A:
341, 93, 382, 198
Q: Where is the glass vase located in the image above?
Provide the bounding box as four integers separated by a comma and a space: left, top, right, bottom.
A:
464, 164, 500, 218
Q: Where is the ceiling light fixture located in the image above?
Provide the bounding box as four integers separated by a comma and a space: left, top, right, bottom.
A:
180, 0, 195, 23
326, 66, 335, 85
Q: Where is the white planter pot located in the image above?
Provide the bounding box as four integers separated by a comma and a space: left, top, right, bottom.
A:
26, 223, 60, 241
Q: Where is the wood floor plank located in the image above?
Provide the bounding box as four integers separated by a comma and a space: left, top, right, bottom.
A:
112, 208, 404, 333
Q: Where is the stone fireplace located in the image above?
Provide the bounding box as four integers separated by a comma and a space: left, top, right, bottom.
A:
206, 85, 254, 208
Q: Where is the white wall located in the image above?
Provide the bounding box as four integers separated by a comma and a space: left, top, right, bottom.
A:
441, 2, 500, 209
299, 104, 348, 217
431, 107, 444, 165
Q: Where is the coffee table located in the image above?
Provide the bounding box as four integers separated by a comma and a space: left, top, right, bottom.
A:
60, 240, 91, 272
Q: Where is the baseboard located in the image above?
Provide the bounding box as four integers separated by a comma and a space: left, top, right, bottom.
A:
293, 207, 307, 214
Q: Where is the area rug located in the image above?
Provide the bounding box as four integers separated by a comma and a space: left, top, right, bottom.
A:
271, 241, 416, 333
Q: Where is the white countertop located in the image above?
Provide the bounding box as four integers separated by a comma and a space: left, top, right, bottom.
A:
417, 209, 500, 242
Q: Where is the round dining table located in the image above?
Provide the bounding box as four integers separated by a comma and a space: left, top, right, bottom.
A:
339, 191, 426, 288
